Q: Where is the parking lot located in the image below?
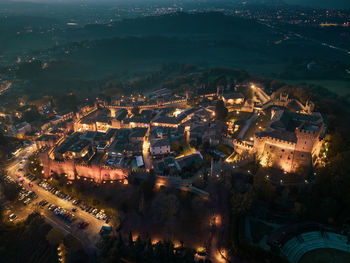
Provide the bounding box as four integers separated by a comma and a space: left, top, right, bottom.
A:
3, 145, 109, 252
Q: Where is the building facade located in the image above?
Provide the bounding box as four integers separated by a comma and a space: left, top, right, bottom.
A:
253, 109, 327, 172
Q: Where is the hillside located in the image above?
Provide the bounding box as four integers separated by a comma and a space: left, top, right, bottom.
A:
2, 12, 348, 99
45, 13, 350, 77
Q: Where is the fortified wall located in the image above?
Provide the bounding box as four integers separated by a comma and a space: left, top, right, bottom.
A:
40, 151, 128, 183
253, 128, 323, 172
262, 93, 314, 114
254, 135, 298, 172
233, 139, 254, 154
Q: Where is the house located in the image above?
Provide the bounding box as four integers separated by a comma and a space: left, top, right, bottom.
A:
131, 155, 145, 171
152, 116, 179, 128
175, 152, 203, 170
129, 127, 148, 143
110, 142, 142, 157
223, 92, 245, 105
123, 110, 153, 128
111, 109, 128, 128
150, 126, 184, 141
151, 108, 198, 128
74, 108, 112, 132
154, 156, 180, 175
150, 138, 171, 155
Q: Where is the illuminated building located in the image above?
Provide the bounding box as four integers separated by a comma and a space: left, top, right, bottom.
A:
253, 109, 327, 172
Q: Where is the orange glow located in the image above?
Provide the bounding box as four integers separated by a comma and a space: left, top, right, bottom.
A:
173, 241, 181, 248
197, 246, 206, 253
214, 214, 222, 227
152, 238, 160, 245
215, 249, 227, 263
123, 179, 128, 185
155, 178, 168, 188
132, 233, 139, 242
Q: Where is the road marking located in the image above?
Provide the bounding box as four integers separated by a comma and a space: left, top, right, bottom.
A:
46, 217, 70, 234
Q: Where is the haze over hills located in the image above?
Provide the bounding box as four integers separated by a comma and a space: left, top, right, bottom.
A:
1, 12, 349, 80
0, 4, 348, 97
43, 13, 350, 76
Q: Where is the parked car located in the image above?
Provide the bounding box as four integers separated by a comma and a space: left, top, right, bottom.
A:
79, 222, 89, 229
9, 213, 17, 221
49, 204, 56, 211
100, 225, 112, 235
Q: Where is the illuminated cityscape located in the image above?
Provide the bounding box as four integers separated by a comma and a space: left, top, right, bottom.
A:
0, 1, 349, 263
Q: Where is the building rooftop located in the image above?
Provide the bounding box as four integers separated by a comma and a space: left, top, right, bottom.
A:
55, 133, 81, 154
124, 111, 153, 124
129, 127, 148, 138
255, 130, 297, 143
151, 138, 170, 148
113, 109, 127, 121
80, 109, 111, 125
68, 139, 90, 153
223, 92, 244, 100
175, 153, 203, 170
153, 116, 179, 125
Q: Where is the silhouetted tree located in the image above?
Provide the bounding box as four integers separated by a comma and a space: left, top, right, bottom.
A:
215, 100, 228, 121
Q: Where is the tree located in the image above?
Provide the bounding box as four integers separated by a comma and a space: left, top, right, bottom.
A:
231, 185, 254, 216
22, 107, 41, 123
215, 100, 228, 121
139, 173, 156, 200
152, 193, 179, 221
138, 192, 146, 215
132, 106, 140, 116
46, 228, 64, 246
63, 234, 89, 263
0, 182, 20, 201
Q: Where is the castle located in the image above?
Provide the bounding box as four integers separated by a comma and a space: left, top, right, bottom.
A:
254, 109, 327, 172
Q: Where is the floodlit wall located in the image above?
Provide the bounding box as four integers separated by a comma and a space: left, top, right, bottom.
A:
40, 152, 127, 183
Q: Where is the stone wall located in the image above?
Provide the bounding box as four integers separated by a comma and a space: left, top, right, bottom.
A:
40, 151, 128, 183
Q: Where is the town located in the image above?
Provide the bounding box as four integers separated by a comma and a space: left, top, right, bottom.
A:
0, 1, 349, 263
9, 83, 328, 186
0, 77, 334, 262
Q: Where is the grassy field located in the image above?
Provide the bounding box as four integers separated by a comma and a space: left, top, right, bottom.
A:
226, 111, 252, 122
299, 248, 350, 263
243, 112, 271, 141
279, 79, 350, 96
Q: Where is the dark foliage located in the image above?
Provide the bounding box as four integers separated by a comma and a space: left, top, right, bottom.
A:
98, 233, 196, 263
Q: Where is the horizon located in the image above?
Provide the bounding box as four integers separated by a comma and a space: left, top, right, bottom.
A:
0, 0, 350, 10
